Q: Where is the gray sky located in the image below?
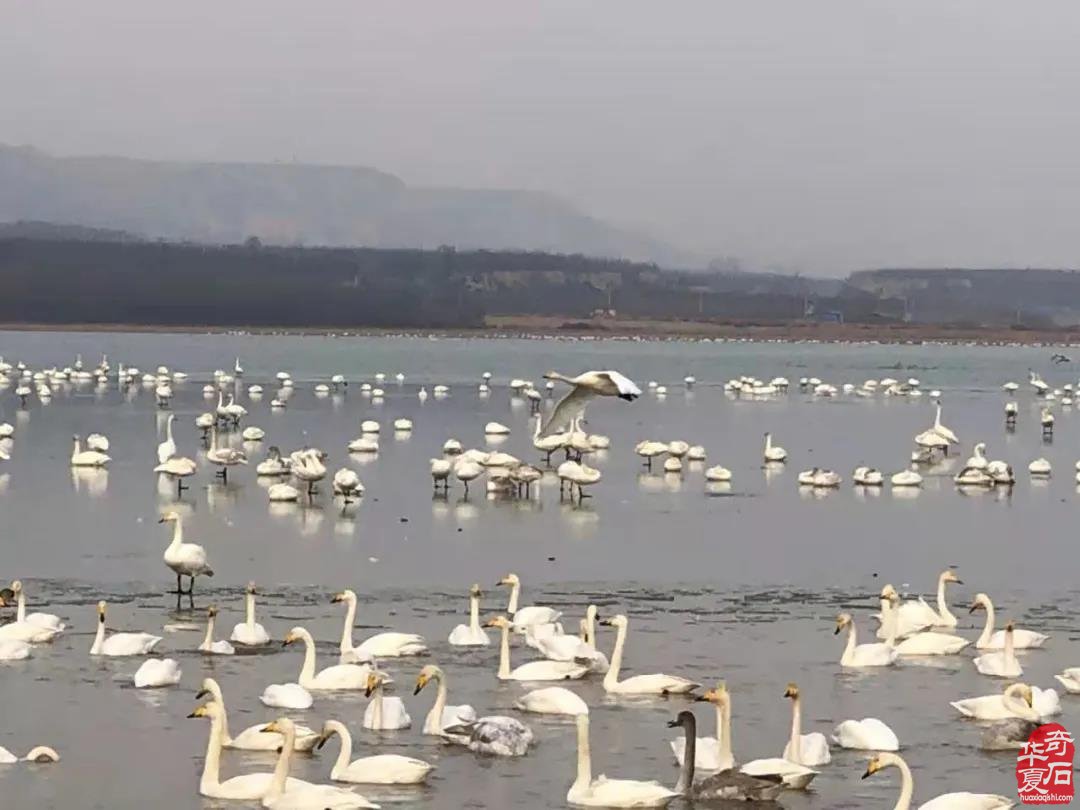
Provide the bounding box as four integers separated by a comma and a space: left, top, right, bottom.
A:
3, 1, 1080, 275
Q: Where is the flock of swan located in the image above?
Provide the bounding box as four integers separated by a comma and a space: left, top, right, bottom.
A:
2, 351, 1080, 808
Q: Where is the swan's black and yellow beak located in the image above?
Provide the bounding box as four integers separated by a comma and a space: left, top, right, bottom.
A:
195, 688, 210, 700
330, 593, 344, 604
833, 626, 841, 635
861, 766, 873, 780
315, 733, 329, 751
666, 719, 680, 729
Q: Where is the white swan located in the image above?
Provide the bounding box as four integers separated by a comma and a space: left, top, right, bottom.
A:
257, 446, 291, 476
970, 592, 1048, 649
198, 606, 235, 655
332, 588, 427, 661
951, 682, 1047, 721
705, 465, 733, 482
231, 581, 270, 645
90, 601, 160, 656
567, 713, 678, 808
86, 432, 109, 453
853, 466, 884, 486
533, 415, 568, 464
317, 720, 432, 785
332, 468, 363, 500
285, 626, 374, 690
497, 572, 562, 629
0, 745, 59, 764
361, 670, 411, 730
414, 664, 477, 735
530, 621, 607, 672
670, 711, 785, 802
890, 469, 923, 487
966, 442, 989, 470
487, 616, 588, 680
973, 622, 1022, 678
879, 586, 969, 655
207, 425, 247, 481
670, 681, 733, 772
862, 751, 1014, 809
832, 717, 899, 751
260, 682, 313, 710
71, 435, 110, 467
895, 569, 962, 629
9, 580, 64, 632
763, 432, 787, 462
600, 615, 699, 694
539, 369, 642, 437
453, 457, 483, 494
736, 690, 818, 790
157, 413, 177, 465
515, 686, 589, 716
835, 613, 897, 668
133, 657, 181, 688
448, 584, 489, 646
260, 718, 376, 809
196, 678, 318, 751
930, 399, 959, 444
0, 638, 31, 660
160, 511, 213, 595
779, 683, 831, 766
1029, 457, 1052, 476
1055, 667, 1080, 694
268, 483, 299, 502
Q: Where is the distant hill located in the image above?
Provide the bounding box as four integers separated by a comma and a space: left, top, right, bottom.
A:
0, 144, 695, 265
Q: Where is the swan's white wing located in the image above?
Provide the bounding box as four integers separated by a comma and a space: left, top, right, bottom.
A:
600, 370, 642, 399
540, 386, 594, 437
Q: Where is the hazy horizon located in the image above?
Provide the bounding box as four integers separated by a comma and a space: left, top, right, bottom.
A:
4, 1, 1080, 275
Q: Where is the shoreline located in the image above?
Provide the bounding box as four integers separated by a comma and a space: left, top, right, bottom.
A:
0, 318, 1078, 346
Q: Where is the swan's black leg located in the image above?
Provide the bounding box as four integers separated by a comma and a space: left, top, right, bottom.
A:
169, 572, 183, 595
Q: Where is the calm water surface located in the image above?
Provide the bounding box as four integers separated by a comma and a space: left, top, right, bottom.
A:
0, 331, 1077, 809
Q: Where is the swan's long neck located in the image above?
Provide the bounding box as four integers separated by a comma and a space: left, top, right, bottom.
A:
497, 623, 512, 679
210, 686, 232, 744
841, 622, 857, 666
1004, 690, 1039, 722
788, 695, 803, 764
603, 621, 628, 690
166, 417, 174, 444
72, 437, 82, 459
202, 615, 215, 650
977, 601, 996, 647
245, 592, 255, 627
298, 633, 316, 684
339, 596, 357, 655
573, 715, 592, 794
676, 718, 696, 794
327, 721, 352, 778
369, 682, 383, 728
167, 520, 183, 552
507, 582, 520, 614
1004, 628, 1016, 669
200, 711, 226, 793
91, 614, 106, 655
934, 403, 943, 430
891, 756, 915, 810
880, 597, 898, 646
936, 575, 956, 625
765, 434, 772, 452
425, 673, 449, 733
266, 724, 296, 804
719, 697, 733, 765
15, 589, 25, 623
468, 594, 480, 634
585, 610, 596, 646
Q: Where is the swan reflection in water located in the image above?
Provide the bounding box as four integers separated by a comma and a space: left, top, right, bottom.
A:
71, 467, 108, 498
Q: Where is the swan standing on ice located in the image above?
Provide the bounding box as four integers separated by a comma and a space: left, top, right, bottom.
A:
90, 601, 161, 656
316, 720, 432, 784
71, 435, 110, 467
231, 582, 270, 646
362, 670, 411, 730
862, 752, 1015, 809
198, 606, 235, 655
430, 458, 452, 491
160, 511, 213, 595
453, 457, 483, 495
448, 584, 489, 646
539, 369, 642, 438
599, 615, 700, 695
207, 426, 247, 482
486, 615, 588, 681
567, 712, 678, 808
670, 711, 784, 802
196, 678, 319, 751
332, 588, 427, 661
157, 414, 177, 464
413, 665, 477, 735
332, 468, 363, 502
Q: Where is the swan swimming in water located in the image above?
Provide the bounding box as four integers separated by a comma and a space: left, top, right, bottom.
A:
862, 751, 1015, 809
669, 711, 784, 803
284, 626, 375, 690
8, 580, 64, 633
362, 670, 411, 730
198, 606, 235, 655
599, 614, 699, 695
486, 615, 588, 681
0, 745, 59, 765
231, 581, 270, 646
90, 601, 161, 656
447, 584, 490, 646
970, 592, 1048, 649
196, 678, 319, 751
670, 681, 733, 772
71, 435, 110, 467
316, 719, 433, 784
133, 657, 182, 688
332, 588, 427, 661
515, 686, 589, 716
779, 683, 831, 766
835, 613, 897, 668
973, 622, 1022, 678
260, 718, 377, 809
832, 717, 900, 751
497, 572, 561, 629
413, 665, 477, 735
567, 712, 678, 807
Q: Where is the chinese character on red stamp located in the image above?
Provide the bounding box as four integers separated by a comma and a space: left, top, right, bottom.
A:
1017, 723, 1074, 805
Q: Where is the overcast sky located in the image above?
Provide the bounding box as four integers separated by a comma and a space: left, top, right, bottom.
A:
3, 1, 1080, 275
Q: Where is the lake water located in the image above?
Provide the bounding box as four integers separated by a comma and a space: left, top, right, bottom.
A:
0, 330, 1077, 809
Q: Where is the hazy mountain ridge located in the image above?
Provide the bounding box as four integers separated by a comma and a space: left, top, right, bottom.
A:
0, 145, 695, 265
